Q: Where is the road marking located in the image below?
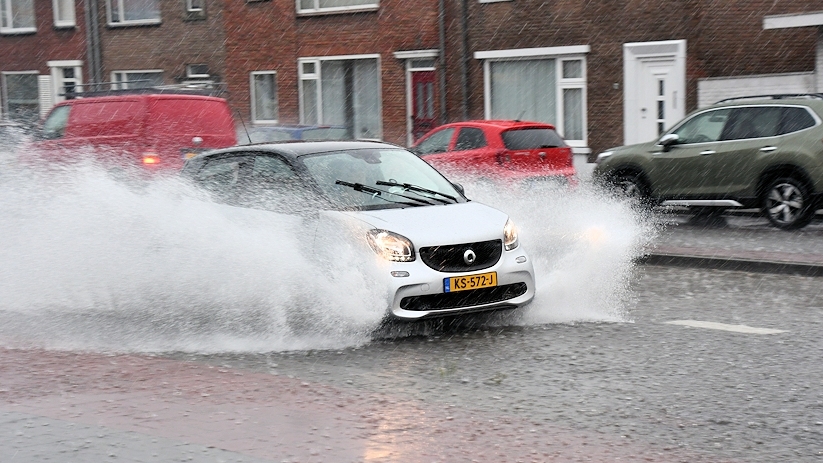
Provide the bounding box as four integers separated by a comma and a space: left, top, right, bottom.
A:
665, 320, 787, 334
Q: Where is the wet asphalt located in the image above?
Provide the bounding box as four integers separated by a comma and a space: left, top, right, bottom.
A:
3, 165, 823, 462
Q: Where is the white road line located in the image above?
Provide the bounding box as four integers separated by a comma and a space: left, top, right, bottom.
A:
665, 320, 787, 335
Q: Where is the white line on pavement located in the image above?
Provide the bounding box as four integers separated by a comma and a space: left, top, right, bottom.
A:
664, 320, 787, 334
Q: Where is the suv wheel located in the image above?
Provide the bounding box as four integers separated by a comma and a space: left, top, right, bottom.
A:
611, 172, 651, 206
762, 176, 814, 230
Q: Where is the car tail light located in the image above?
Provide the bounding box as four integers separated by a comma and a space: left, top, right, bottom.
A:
142, 151, 160, 165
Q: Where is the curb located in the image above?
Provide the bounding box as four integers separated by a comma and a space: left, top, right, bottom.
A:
637, 252, 823, 277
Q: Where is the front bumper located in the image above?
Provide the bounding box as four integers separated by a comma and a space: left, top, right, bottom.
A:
385, 248, 535, 320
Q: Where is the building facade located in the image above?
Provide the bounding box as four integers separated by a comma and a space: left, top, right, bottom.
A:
2, 0, 822, 159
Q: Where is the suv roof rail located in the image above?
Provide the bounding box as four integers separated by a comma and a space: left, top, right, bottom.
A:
61, 81, 228, 99
715, 93, 823, 104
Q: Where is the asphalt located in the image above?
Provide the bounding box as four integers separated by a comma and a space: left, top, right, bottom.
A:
4, 160, 823, 462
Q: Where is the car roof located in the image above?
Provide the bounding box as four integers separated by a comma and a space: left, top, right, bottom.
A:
442, 119, 558, 130
54, 93, 227, 106
195, 140, 404, 162
710, 93, 823, 110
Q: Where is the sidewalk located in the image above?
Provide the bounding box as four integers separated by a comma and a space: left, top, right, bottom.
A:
642, 211, 823, 275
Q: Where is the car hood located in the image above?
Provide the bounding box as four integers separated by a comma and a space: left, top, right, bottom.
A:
337, 202, 510, 247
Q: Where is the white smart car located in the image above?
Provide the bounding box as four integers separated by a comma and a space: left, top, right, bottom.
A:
181, 140, 535, 320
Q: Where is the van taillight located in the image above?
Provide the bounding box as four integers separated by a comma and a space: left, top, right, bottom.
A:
142, 152, 160, 165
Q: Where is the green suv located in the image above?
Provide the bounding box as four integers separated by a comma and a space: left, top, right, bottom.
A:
593, 94, 823, 229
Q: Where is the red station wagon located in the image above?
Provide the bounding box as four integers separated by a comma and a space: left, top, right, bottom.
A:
410, 120, 576, 186
30, 93, 237, 172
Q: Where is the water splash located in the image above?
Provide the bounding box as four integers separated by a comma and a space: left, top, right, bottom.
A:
0, 144, 655, 353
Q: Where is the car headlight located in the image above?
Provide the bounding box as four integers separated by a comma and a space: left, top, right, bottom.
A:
503, 219, 519, 251
366, 229, 415, 262
595, 150, 614, 164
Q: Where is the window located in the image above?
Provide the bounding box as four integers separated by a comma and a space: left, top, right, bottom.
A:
107, 0, 160, 26
414, 127, 454, 155
297, 0, 378, 15
779, 107, 817, 135
299, 56, 381, 139
52, 0, 75, 27
454, 127, 487, 151
112, 70, 163, 89
187, 64, 209, 79
476, 46, 589, 146
251, 71, 278, 123
186, 0, 203, 12
41, 105, 70, 139
48, 61, 83, 102
670, 109, 730, 144
184, 0, 205, 20
1, 0, 36, 33
1, 72, 39, 124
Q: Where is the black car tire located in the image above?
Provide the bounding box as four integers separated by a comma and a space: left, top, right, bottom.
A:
761, 176, 815, 230
610, 171, 652, 207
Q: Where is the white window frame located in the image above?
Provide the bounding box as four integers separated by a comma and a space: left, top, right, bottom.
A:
1, 0, 36, 34
1, 71, 39, 121
107, 0, 161, 26
475, 45, 590, 149
296, 0, 378, 16
186, 0, 203, 12
111, 70, 164, 89
250, 71, 278, 124
48, 60, 83, 103
52, 0, 76, 27
298, 53, 382, 139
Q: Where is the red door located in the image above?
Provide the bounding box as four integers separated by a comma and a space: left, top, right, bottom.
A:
411, 71, 437, 142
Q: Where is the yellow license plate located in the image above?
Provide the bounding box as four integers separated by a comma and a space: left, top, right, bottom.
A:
444, 272, 497, 293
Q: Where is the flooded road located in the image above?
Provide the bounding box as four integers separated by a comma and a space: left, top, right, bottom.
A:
0, 144, 653, 353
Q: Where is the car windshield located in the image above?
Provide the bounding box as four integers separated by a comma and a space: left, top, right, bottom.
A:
300, 148, 465, 209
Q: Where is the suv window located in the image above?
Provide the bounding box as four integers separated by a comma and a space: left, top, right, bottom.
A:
415, 127, 454, 155
502, 128, 566, 150
720, 107, 782, 140
41, 106, 71, 140
779, 107, 816, 135
454, 127, 487, 151
670, 109, 730, 144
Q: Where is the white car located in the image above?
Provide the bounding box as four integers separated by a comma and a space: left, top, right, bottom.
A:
181, 140, 535, 320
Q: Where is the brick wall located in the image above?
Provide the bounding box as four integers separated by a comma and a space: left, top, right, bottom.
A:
97, 0, 227, 86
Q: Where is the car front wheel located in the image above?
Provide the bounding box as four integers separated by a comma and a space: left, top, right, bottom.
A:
762, 176, 815, 230
610, 171, 652, 206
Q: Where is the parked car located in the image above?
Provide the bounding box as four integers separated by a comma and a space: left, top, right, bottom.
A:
180, 140, 536, 321
593, 94, 823, 230
27, 92, 237, 172
237, 124, 350, 144
409, 120, 576, 186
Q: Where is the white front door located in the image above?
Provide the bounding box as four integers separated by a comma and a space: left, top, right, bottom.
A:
623, 40, 686, 145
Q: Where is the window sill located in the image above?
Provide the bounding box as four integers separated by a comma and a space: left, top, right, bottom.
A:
0, 27, 37, 35
296, 6, 378, 17
107, 19, 162, 28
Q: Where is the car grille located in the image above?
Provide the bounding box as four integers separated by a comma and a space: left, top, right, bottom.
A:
419, 239, 502, 272
400, 283, 528, 312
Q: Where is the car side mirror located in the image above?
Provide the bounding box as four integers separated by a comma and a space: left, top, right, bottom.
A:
452, 182, 465, 196
658, 133, 679, 152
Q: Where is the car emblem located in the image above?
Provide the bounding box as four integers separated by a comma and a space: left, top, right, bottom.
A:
463, 249, 477, 265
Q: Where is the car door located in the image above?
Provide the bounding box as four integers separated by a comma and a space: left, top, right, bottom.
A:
704, 106, 783, 195
647, 108, 730, 197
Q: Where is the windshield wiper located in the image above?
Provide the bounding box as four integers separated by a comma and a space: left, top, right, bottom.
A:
335, 180, 433, 206
375, 181, 457, 204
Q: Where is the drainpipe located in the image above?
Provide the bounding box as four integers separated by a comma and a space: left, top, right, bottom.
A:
438, 0, 447, 124
84, 0, 103, 87
460, 0, 468, 120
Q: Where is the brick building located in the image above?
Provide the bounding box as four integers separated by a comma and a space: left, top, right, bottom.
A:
2, 0, 822, 160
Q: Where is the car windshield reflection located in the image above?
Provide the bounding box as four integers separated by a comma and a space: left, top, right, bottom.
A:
300, 148, 465, 210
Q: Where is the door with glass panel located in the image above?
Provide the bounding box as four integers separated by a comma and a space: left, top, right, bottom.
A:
411, 71, 436, 142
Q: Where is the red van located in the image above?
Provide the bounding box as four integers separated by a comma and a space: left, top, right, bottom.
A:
30, 93, 237, 172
